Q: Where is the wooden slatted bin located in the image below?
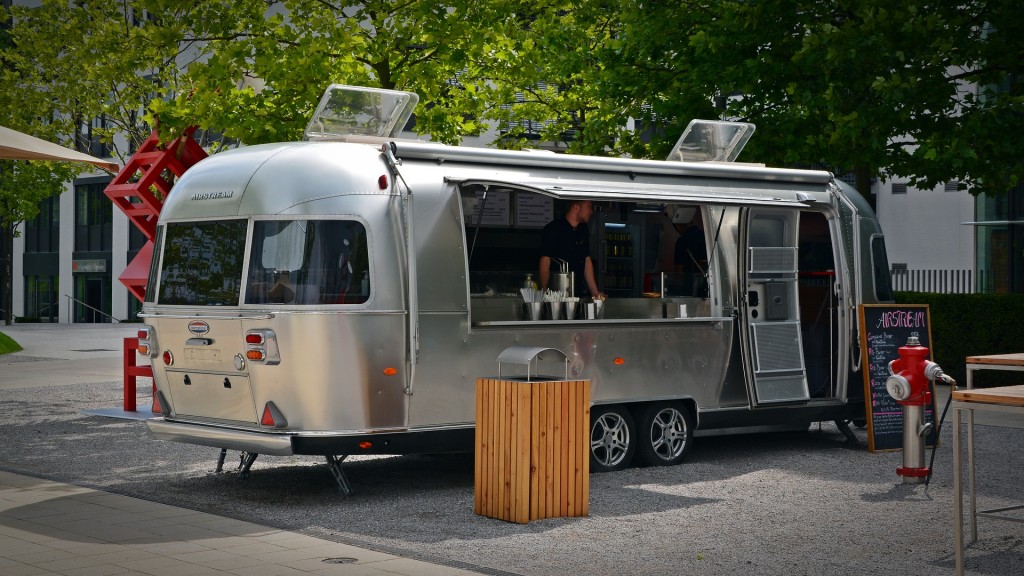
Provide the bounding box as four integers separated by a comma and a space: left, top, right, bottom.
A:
474, 378, 590, 523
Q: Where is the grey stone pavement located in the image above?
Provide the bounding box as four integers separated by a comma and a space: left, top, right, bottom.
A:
0, 323, 483, 576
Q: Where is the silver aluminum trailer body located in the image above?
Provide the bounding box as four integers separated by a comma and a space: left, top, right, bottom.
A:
143, 139, 890, 472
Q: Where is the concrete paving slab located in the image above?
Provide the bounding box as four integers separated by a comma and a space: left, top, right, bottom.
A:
0, 470, 485, 576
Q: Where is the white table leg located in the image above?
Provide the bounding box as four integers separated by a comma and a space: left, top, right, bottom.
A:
966, 367, 978, 542
954, 404, 964, 576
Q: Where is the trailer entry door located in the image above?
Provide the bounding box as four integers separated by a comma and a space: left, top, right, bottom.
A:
739, 208, 810, 405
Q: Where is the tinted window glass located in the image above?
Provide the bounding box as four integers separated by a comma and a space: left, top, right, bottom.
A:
246, 220, 370, 305
871, 235, 894, 302
750, 216, 785, 247
158, 221, 247, 305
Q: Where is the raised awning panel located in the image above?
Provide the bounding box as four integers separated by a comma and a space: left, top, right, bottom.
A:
447, 176, 825, 209
393, 140, 833, 185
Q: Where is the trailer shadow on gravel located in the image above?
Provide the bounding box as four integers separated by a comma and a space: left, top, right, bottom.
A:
72, 423, 880, 542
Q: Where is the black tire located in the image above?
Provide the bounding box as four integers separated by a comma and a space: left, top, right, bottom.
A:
636, 402, 695, 467
590, 405, 636, 472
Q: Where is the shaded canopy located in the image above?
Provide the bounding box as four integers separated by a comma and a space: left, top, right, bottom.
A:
0, 125, 119, 172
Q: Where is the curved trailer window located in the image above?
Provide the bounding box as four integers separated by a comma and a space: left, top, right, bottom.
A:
246, 220, 370, 305
157, 220, 247, 306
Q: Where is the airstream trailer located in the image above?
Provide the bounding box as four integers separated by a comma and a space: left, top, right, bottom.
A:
142, 85, 893, 492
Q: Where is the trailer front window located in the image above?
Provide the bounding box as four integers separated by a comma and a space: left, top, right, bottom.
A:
246, 220, 370, 305
158, 220, 247, 306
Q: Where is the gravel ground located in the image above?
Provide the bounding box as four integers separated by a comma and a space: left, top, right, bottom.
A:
1, 381, 1022, 576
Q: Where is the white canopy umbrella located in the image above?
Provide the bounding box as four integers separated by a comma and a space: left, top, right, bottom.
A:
0, 125, 119, 173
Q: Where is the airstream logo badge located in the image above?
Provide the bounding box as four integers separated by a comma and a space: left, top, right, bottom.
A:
188, 321, 210, 336
190, 190, 234, 201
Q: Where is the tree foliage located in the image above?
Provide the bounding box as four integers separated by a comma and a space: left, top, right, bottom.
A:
676, 0, 1024, 197
2, 0, 1021, 200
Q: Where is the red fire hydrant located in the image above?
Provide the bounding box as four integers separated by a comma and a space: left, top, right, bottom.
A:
885, 336, 946, 484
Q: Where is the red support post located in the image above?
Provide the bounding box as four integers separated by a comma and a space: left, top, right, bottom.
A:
123, 337, 155, 412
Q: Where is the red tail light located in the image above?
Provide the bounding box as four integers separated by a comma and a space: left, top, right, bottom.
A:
261, 404, 276, 427
137, 325, 155, 357
163, 350, 174, 366
243, 329, 280, 365
260, 402, 287, 428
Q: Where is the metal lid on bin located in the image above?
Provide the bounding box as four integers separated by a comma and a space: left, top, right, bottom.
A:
497, 346, 568, 381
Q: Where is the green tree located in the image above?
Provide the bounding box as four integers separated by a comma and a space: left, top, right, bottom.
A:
146, 0, 509, 145
2, 0, 182, 159
482, 0, 1023, 203
6, 0, 1021, 208
615, 0, 1024, 200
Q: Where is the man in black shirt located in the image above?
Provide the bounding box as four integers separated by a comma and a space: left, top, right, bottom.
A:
539, 200, 605, 299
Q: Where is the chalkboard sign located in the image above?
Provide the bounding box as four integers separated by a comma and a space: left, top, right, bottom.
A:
858, 304, 938, 452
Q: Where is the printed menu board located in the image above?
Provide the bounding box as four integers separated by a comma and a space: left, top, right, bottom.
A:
516, 194, 554, 228
858, 304, 938, 452
464, 190, 511, 227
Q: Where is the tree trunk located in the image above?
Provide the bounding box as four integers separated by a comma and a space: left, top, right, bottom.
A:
4, 223, 13, 326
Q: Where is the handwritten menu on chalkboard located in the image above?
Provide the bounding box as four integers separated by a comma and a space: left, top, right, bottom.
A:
858, 304, 938, 452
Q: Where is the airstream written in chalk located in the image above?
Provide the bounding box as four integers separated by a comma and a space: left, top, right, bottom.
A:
140, 85, 893, 493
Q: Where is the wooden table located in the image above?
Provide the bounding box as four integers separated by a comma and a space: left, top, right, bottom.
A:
952, 377, 1024, 576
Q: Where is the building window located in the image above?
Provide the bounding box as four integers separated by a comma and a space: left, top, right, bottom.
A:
75, 181, 113, 252
891, 183, 908, 195
24, 194, 60, 253
945, 181, 961, 192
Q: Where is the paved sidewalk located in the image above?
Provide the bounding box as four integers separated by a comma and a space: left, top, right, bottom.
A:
0, 470, 483, 576
2, 325, 486, 575
0, 324, 138, 391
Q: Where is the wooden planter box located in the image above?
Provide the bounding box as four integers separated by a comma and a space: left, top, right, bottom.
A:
474, 378, 590, 523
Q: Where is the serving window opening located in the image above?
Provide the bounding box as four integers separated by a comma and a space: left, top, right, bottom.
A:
460, 183, 714, 325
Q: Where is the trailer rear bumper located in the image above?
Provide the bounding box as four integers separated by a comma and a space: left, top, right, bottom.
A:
146, 418, 476, 456
147, 419, 294, 456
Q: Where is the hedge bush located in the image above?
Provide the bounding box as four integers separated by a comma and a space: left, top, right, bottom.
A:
895, 291, 1024, 387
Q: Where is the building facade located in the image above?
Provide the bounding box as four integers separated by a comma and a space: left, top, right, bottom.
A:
10, 173, 144, 323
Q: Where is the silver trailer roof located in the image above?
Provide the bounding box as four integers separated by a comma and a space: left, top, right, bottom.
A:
159, 139, 839, 223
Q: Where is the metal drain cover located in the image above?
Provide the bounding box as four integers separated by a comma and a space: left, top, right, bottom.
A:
322, 557, 358, 565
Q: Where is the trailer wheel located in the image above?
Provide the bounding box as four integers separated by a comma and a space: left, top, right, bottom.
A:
636, 402, 694, 467
590, 405, 636, 472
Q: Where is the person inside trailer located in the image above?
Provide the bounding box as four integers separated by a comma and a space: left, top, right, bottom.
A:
672, 206, 708, 297
538, 199, 606, 300
330, 238, 354, 304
